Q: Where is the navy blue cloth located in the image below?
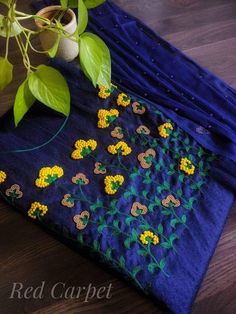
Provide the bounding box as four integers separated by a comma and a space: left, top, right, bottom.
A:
0, 1, 235, 314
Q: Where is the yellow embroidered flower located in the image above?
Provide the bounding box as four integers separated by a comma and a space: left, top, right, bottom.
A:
158, 122, 174, 138
71, 139, 97, 160
104, 175, 124, 195
117, 93, 131, 107
28, 202, 48, 219
98, 84, 117, 99
139, 230, 159, 245
107, 141, 132, 156
180, 157, 195, 175
0, 170, 7, 184
97, 109, 119, 128
35, 166, 64, 188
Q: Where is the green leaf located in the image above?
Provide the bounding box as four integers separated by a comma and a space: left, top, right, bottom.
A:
169, 234, 178, 245
124, 237, 131, 249
0, 15, 22, 37
13, 79, 35, 126
159, 258, 165, 269
161, 210, 172, 216
105, 248, 112, 260
137, 249, 148, 256
181, 215, 187, 224
60, 0, 68, 7
97, 224, 106, 233
132, 266, 142, 278
125, 216, 135, 226
47, 32, 60, 58
93, 240, 100, 251
77, 0, 88, 35
161, 242, 171, 249
157, 223, 163, 234
142, 190, 149, 199
0, 57, 13, 91
28, 65, 70, 116
119, 256, 125, 268
84, 0, 106, 9
170, 218, 178, 229
131, 229, 138, 241
148, 263, 157, 274
0, 0, 11, 6
113, 220, 120, 230
79, 32, 111, 87
176, 189, 183, 197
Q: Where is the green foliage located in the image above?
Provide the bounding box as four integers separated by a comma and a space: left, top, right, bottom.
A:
0, 57, 13, 91
28, 65, 70, 116
84, 0, 106, 8
13, 79, 35, 126
0, 16, 22, 37
79, 32, 111, 87
77, 0, 88, 35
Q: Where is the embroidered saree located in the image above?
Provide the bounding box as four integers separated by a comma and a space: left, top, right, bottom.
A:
0, 1, 235, 313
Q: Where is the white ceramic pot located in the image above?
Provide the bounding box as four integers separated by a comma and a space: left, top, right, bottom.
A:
35, 5, 79, 62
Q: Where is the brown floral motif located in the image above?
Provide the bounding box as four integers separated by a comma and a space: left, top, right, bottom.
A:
138, 148, 156, 169
94, 162, 107, 175
136, 125, 150, 135
111, 126, 124, 139
132, 102, 146, 114
61, 194, 75, 208
162, 195, 180, 208
72, 173, 89, 185
131, 202, 148, 217
5, 184, 23, 199
73, 211, 90, 230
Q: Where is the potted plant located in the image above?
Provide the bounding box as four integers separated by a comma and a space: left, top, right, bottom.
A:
0, 0, 110, 126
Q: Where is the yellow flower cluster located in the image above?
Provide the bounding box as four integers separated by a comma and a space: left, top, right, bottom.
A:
158, 122, 174, 138
98, 84, 117, 99
0, 170, 7, 184
180, 157, 195, 175
104, 175, 124, 195
107, 141, 132, 156
71, 139, 97, 160
97, 109, 119, 128
35, 166, 64, 188
28, 201, 48, 219
117, 93, 131, 107
139, 230, 159, 245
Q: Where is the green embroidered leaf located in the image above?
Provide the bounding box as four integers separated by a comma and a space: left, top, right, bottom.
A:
130, 136, 136, 144
155, 163, 161, 171
93, 240, 100, 251
186, 146, 191, 152
176, 189, 183, 197
105, 248, 112, 260
169, 164, 175, 170
124, 237, 132, 249
130, 186, 137, 195
130, 172, 139, 179
156, 186, 163, 194
154, 197, 161, 206
161, 210, 172, 216
178, 174, 185, 183
142, 190, 149, 199
150, 139, 158, 148
163, 181, 170, 190
125, 216, 135, 226
169, 234, 178, 245
131, 229, 138, 241
131, 266, 142, 278
198, 147, 204, 158
119, 256, 125, 269
159, 258, 166, 270
157, 223, 163, 234
170, 218, 178, 229
113, 220, 120, 230
161, 242, 171, 249
110, 198, 118, 208
138, 249, 148, 256
143, 178, 152, 184
181, 215, 187, 224
90, 199, 103, 211
198, 160, 204, 169
97, 224, 106, 233
173, 131, 179, 138
148, 263, 157, 274
140, 222, 150, 230
124, 191, 131, 199
184, 137, 190, 145
167, 170, 175, 176
148, 204, 155, 212
77, 233, 84, 243
197, 181, 204, 189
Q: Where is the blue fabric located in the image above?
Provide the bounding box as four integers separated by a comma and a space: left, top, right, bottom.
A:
33, 1, 236, 172
0, 1, 235, 314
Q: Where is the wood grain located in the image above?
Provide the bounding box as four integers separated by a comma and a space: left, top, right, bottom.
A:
0, 1, 235, 313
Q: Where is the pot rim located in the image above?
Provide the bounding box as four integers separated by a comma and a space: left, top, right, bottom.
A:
35, 5, 76, 30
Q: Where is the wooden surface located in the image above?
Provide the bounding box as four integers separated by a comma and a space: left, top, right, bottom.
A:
0, 0, 236, 313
